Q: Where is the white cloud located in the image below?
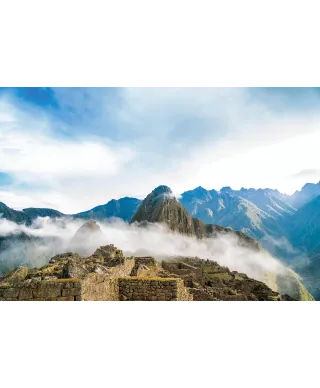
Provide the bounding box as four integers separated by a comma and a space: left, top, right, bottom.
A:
1, 89, 320, 212
0, 99, 134, 181
0, 190, 56, 210
113, 88, 320, 196
0, 98, 136, 212
172, 124, 320, 195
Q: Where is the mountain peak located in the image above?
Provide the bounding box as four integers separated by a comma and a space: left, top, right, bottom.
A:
195, 185, 206, 191
77, 220, 101, 232
220, 186, 233, 193
193, 186, 209, 195
290, 181, 320, 208
69, 220, 107, 256
151, 185, 173, 197
131, 185, 197, 235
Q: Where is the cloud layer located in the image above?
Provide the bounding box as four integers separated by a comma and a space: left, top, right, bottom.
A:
0, 216, 286, 289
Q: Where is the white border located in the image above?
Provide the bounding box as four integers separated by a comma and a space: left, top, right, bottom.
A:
1, 1, 319, 387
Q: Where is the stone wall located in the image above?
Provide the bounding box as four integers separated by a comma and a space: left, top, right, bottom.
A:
130, 257, 159, 277
134, 257, 157, 267
79, 274, 119, 301
0, 274, 193, 301
161, 260, 203, 287
118, 277, 193, 301
176, 278, 194, 301
0, 274, 120, 301
0, 254, 195, 301
0, 278, 83, 301
104, 258, 135, 277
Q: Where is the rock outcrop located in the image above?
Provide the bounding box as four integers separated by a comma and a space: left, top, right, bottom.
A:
1, 266, 29, 284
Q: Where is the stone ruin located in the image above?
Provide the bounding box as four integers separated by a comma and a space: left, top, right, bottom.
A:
0, 244, 285, 301
0, 245, 193, 301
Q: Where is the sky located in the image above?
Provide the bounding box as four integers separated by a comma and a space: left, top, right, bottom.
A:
1, 87, 320, 213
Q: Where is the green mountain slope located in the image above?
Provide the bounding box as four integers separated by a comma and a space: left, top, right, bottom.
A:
0, 202, 64, 225
285, 195, 320, 253
22, 208, 64, 221
0, 202, 29, 224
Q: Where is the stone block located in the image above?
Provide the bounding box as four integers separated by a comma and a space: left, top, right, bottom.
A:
18, 287, 33, 300
63, 282, 75, 289
3, 288, 19, 299
32, 284, 62, 299
62, 288, 79, 297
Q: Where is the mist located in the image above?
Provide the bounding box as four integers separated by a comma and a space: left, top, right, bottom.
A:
0, 217, 84, 273
260, 234, 310, 269
0, 216, 290, 290
101, 220, 287, 282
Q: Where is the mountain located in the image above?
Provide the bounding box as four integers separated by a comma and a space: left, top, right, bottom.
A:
22, 208, 64, 222
285, 195, 320, 254
130, 185, 313, 300
289, 181, 320, 209
74, 197, 141, 222
0, 197, 142, 225
180, 186, 295, 223
130, 185, 260, 248
297, 249, 320, 300
179, 187, 288, 242
252, 193, 320, 298
68, 220, 107, 256
0, 202, 30, 224
219, 187, 295, 217
0, 202, 64, 225
131, 185, 201, 236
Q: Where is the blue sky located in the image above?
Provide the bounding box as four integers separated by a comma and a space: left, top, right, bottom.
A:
1, 87, 320, 213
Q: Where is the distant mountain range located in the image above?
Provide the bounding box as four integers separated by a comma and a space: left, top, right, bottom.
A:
2, 182, 320, 252
0, 202, 64, 225
0, 197, 141, 225
2, 181, 320, 298
288, 182, 320, 208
